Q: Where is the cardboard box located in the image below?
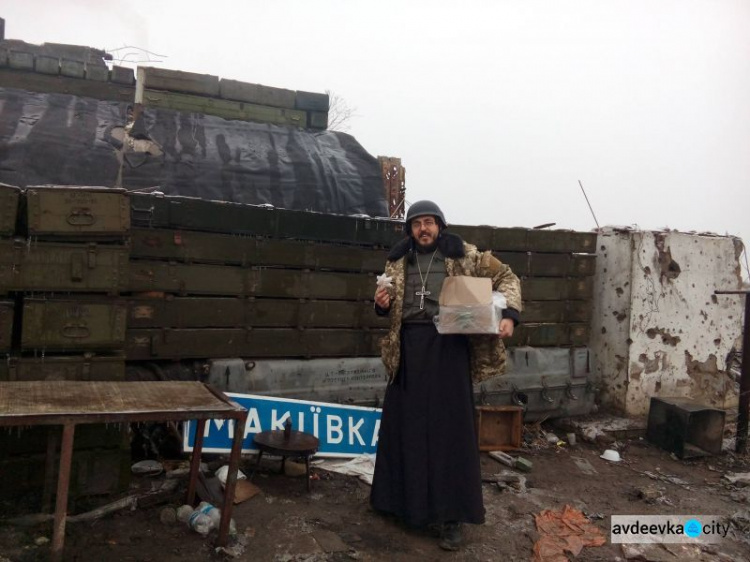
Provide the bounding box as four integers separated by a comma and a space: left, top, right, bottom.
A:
435, 277, 499, 334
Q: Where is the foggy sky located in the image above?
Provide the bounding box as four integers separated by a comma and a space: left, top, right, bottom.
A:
3, 0, 749, 280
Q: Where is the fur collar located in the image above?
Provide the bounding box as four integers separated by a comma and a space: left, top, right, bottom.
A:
387, 231, 465, 261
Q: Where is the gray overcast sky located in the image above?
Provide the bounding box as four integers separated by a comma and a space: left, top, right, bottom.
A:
3, 0, 749, 278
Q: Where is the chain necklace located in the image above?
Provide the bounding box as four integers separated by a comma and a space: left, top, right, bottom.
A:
415, 249, 438, 310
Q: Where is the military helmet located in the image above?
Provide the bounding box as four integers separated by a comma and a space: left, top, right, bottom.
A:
404, 200, 447, 231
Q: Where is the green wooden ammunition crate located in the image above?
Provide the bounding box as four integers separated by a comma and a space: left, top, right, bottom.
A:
0, 299, 13, 351
130, 193, 405, 247
521, 300, 592, 324
127, 297, 389, 329
506, 323, 590, 347
25, 186, 130, 238
131, 228, 387, 272
0, 183, 20, 236
0, 354, 126, 381
521, 278, 594, 301
22, 297, 127, 351
0, 239, 129, 294
0, 446, 130, 499
128, 261, 374, 299
126, 328, 385, 360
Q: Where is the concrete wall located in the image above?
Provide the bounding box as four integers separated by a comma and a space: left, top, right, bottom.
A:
591, 228, 744, 417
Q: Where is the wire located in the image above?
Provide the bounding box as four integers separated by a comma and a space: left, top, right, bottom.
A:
578, 180, 601, 231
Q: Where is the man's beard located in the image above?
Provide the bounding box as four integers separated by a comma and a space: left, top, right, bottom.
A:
413, 235, 438, 253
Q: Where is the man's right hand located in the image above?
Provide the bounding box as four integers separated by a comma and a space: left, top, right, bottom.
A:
375, 287, 391, 310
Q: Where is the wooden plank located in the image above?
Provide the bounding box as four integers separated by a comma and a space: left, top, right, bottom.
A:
136, 67, 220, 98
0, 68, 135, 102
138, 88, 307, 127
130, 228, 387, 272
128, 261, 374, 299
219, 79, 296, 109
127, 297, 389, 329
126, 328, 385, 360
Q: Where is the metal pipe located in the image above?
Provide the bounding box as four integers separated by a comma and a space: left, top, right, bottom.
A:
218, 411, 248, 546
186, 419, 206, 505
51, 423, 75, 562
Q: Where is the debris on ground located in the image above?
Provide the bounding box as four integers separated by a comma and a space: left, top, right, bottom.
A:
723, 472, 750, 486
621, 543, 720, 561
571, 456, 598, 476
483, 470, 528, 494
316, 454, 376, 485
532, 504, 606, 561
489, 450, 533, 472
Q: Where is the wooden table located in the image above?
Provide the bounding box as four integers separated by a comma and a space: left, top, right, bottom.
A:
251, 430, 320, 491
0, 381, 248, 562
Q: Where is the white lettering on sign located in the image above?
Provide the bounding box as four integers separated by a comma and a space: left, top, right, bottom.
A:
327, 415, 343, 444
271, 410, 291, 430
349, 416, 365, 446
188, 396, 382, 458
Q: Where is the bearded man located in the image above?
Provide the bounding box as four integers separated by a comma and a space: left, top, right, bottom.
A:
370, 200, 522, 551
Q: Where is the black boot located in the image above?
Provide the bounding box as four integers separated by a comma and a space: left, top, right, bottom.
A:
439, 522, 462, 551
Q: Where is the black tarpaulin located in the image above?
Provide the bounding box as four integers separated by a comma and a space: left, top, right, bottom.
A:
0, 87, 387, 217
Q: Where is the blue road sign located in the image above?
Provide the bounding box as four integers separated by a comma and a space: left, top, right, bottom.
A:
183, 393, 382, 458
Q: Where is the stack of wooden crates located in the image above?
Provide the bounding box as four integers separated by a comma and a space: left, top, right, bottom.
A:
0, 184, 131, 499
0, 183, 597, 500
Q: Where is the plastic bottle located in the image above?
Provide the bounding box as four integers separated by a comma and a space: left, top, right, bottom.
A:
196, 501, 237, 536
188, 509, 214, 536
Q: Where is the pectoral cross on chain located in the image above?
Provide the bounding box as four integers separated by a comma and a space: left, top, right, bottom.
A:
416, 285, 431, 310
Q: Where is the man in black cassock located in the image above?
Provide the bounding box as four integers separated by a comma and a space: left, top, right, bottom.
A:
370, 200, 522, 551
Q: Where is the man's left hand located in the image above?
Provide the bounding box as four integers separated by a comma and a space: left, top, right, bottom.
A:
499, 318, 514, 339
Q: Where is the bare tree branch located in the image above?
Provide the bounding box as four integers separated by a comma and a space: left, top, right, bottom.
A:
326, 90, 356, 132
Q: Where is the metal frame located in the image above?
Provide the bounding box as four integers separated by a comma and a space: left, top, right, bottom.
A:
0, 381, 248, 562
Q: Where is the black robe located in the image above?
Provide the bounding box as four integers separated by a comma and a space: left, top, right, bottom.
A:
370, 322, 485, 526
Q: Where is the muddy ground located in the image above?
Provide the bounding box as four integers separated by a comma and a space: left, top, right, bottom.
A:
1, 422, 749, 562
